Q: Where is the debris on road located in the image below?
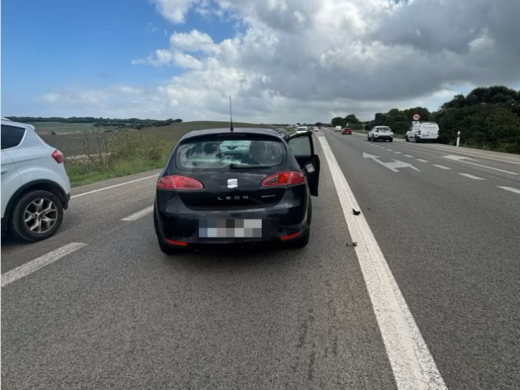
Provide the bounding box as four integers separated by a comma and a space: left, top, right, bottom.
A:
352, 209, 361, 216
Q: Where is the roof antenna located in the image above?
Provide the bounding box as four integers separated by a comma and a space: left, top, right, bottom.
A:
229, 95, 234, 132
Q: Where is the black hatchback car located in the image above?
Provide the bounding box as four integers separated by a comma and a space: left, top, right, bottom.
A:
154, 127, 320, 254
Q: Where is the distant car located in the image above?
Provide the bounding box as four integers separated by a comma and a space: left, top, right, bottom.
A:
368, 126, 394, 142
342, 128, 352, 135
296, 126, 309, 134
406, 122, 440, 143
274, 128, 289, 138
334, 126, 342, 132
154, 127, 321, 254
1, 119, 71, 242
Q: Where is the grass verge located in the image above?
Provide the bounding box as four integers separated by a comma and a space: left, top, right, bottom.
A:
65, 129, 177, 187
64, 121, 274, 187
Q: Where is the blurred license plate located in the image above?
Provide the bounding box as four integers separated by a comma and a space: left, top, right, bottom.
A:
199, 219, 263, 238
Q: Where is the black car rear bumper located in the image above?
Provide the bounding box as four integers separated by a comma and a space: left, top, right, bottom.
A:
154, 196, 310, 247
373, 136, 393, 141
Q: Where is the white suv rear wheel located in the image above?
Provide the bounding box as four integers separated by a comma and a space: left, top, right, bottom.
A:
11, 190, 64, 242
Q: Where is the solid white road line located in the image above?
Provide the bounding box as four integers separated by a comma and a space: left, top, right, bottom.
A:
404, 155, 414, 158
498, 186, 520, 195
317, 136, 447, 390
459, 173, 485, 180
434, 165, 452, 170
2, 243, 88, 288
71, 174, 159, 199
416, 159, 429, 163
121, 205, 154, 221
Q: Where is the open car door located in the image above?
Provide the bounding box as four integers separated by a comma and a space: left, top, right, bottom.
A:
287, 132, 320, 196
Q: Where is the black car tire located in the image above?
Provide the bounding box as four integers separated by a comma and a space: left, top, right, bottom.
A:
405, 136, 409, 142
158, 240, 179, 255
389, 139, 393, 142
11, 190, 64, 242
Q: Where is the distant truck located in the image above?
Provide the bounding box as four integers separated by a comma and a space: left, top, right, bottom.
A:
406, 122, 440, 143
335, 126, 342, 132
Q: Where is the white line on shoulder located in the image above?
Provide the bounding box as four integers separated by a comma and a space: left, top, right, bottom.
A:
72, 174, 159, 199
122, 205, 154, 221
317, 136, 447, 390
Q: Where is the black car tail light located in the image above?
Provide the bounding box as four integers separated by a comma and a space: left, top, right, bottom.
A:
157, 175, 203, 190
261, 171, 305, 187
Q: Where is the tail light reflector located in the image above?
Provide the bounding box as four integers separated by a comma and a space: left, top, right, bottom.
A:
262, 171, 306, 187
281, 231, 301, 241
165, 238, 188, 247
52, 149, 64, 164
157, 175, 203, 190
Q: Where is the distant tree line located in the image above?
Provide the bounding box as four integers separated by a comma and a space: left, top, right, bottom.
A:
332, 86, 520, 154
5, 116, 183, 130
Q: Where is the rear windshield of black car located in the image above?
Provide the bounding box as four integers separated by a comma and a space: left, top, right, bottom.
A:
175, 136, 286, 170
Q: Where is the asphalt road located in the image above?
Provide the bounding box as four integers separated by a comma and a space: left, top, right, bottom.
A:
2, 130, 519, 389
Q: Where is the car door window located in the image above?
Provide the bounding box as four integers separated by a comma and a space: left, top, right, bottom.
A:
1, 125, 26, 150
288, 136, 311, 156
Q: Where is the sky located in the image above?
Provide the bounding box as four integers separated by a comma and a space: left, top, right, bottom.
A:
2, 0, 520, 123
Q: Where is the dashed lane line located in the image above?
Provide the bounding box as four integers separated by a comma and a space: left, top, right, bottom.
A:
404, 155, 414, 158
416, 159, 429, 163
2, 243, 88, 287
459, 173, 485, 180
434, 165, 452, 170
498, 186, 520, 195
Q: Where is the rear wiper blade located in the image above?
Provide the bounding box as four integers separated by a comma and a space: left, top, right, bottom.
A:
230, 164, 271, 169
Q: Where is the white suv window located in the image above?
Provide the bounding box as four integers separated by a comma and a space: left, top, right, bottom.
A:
1, 125, 26, 150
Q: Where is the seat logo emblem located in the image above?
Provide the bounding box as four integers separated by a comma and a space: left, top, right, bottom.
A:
227, 178, 238, 188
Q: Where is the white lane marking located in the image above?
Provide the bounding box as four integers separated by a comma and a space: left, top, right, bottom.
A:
416, 159, 429, 163
434, 165, 452, 170
319, 136, 447, 390
363, 153, 419, 172
498, 186, 520, 195
121, 205, 154, 221
443, 155, 518, 175
459, 173, 485, 180
71, 174, 159, 199
404, 155, 414, 158
424, 147, 520, 165
2, 243, 88, 288
394, 151, 402, 154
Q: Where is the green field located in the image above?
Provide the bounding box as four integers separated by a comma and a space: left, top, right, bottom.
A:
41, 121, 272, 157
29, 121, 97, 135
42, 121, 273, 187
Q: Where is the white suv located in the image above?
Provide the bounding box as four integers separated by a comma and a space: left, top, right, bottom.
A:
368, 126, 394, 142
1, 118, 71, 242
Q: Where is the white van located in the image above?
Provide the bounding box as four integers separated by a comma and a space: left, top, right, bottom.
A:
334, 126, 342, 132
406, 122, 439, 143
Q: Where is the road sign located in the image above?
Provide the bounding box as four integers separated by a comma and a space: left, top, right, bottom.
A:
412, 113, 421, 121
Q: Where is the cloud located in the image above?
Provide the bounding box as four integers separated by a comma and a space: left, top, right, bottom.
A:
42, 0, 520, 122
148, 22, 159, 33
